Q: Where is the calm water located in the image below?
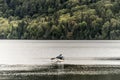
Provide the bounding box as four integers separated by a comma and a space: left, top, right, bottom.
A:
0, 40, 120, 80
0, 40, 120, 65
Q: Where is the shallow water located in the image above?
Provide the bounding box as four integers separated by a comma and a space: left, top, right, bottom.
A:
1, 64, 120, 80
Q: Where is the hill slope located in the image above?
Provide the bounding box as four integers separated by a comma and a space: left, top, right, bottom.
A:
0, 0, 120, 40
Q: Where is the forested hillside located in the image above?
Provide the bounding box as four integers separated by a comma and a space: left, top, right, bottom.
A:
0, 0, 120, 39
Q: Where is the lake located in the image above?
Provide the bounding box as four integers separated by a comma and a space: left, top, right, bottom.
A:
0, 40, 120, 80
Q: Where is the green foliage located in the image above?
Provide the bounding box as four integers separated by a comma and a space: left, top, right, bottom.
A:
0, 0, 120, 39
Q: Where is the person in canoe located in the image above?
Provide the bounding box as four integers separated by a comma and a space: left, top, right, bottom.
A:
56, 54, 64, 60
51, 54, 64, 62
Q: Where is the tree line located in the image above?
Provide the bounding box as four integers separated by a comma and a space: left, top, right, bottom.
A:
0, 0, 120, 39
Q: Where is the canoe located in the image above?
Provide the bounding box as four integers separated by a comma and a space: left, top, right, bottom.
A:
51, 58, 64, 62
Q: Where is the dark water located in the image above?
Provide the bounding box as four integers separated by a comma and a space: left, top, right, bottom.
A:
1, 64, 120, 80
3, 74, 120, 80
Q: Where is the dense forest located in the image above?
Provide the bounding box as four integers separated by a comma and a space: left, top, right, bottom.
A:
0, 0, 120, 39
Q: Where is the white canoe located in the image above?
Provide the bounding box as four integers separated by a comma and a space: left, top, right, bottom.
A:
51, 58, 64, 62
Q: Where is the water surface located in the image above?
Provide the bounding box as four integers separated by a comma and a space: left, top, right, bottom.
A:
0, 40, 120, 65
0, 40, 120, 80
